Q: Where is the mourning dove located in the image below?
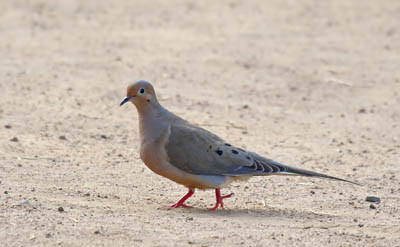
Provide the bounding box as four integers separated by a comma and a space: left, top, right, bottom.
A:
120, 80, 358, 210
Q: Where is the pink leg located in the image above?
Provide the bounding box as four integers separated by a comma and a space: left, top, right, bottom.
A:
169, 188, 195, 208
209, 189, 233, 210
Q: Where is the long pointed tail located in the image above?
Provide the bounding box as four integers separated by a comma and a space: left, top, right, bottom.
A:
283, 165, 361, 185
225, 152, 361, 185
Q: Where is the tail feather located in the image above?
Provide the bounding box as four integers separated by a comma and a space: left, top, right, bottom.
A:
225, 151, 361, 185
283, 165, 361, 185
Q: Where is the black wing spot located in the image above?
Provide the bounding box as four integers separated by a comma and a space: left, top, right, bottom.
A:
232, 149, 239, 154
224, 143, 231, 147
215, 150, 223, 156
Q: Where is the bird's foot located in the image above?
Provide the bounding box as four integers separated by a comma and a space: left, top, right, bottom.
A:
164, 188, 195, 210
209, 190, 233, 210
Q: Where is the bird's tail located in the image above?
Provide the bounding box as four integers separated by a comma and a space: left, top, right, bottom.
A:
281, 165, 361, 185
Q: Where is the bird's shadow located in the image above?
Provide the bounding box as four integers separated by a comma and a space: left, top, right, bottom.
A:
160, 205, 337, 221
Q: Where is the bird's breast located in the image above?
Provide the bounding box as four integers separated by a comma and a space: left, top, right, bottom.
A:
139, 127, 229, 189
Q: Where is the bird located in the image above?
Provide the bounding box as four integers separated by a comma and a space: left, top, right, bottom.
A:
120, 80, 359, 210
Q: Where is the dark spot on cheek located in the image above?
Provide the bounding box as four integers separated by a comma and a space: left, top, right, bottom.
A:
215, 150, 223, 156
147, 99, 150, 102
224, 143, 231, 147
232, 150, 239, 154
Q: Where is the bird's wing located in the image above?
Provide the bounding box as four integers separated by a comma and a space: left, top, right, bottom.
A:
165, 122, 359, 185
165, 123, 252, 175
164, 123, 292, 176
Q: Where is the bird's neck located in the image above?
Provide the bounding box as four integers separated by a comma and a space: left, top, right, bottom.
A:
137, 102, 171, 146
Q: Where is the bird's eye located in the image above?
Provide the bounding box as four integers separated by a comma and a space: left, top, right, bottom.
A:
138, 88, 145, 95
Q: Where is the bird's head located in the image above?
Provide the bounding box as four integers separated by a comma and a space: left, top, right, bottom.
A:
120, 80, 157, 108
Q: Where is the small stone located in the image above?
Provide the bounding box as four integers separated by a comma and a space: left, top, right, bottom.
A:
10, 137, 18, 142
18, 200, 34, 207
4, 124, 12, 129
358, 223, 364, 227
100, 135, 108, 139
59, 135, 67, 140
45, 233, 52, 238
358, 108, 367, 113
57, 207, 64, 212
94, 230, 101, 234
365, 196, 380, 204
369, 204, 376, 210
186, 217, 194, 221
4, 191, 8, 194
310, 191, 315, 195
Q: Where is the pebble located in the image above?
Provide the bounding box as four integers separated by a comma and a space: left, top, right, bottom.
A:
365, 196, 381, 204
17, 200, 34, 207
358, 108, 367, 113
369, 204, 376, 210
10, 137, 18, 142
57, 206, 64, 212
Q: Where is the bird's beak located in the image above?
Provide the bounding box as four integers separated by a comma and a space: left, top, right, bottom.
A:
120, 96, 133, 106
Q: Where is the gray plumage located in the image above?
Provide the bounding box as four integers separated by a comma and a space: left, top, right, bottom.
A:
120, 80, 359, 209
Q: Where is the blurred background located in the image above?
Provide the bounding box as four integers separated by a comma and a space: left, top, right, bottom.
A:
1, 1, 399, 246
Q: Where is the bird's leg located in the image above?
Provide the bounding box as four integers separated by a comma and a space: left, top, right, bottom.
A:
169, 188, 195, 208
209, 189, 233, 210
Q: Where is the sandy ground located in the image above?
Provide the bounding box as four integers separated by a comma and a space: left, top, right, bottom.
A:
1, 0, 400, 246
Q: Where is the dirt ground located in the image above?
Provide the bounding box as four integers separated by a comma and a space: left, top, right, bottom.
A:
1, 0, 399, 246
